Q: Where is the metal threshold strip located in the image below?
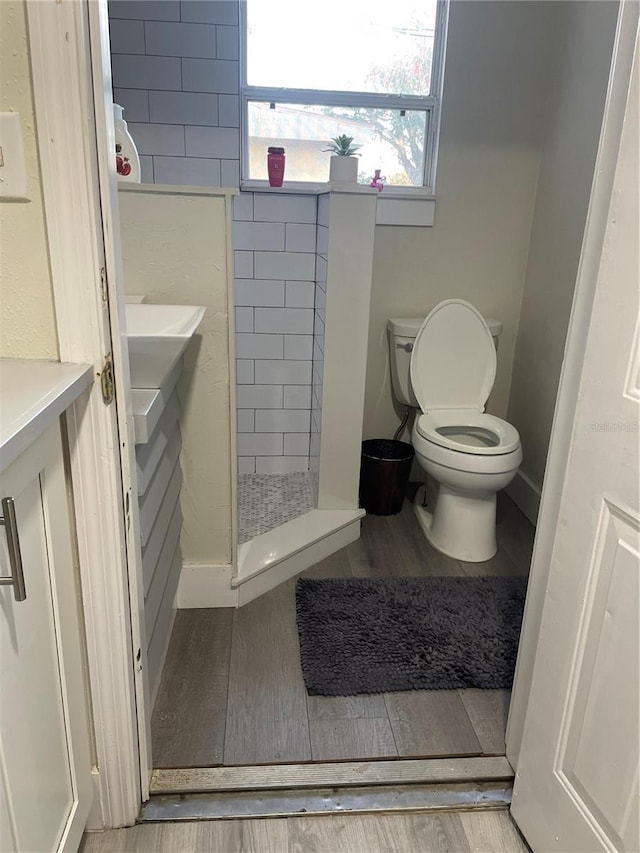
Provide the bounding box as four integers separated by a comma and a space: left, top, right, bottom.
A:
141, 781, 513, 822
141, 757, 514, 822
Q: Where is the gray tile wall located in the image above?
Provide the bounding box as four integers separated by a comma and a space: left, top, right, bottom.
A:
109, 0, 240, 186
233, 192, 321, 475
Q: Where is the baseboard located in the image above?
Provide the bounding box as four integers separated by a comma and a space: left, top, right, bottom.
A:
148, 604, 178, 710
84, 769, 105, 831
505, 470, 541, 525
177, 562, 238, 609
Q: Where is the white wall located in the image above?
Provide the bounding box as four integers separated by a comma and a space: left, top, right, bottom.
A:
507, 1, 619, 493
362, 0, 561, 441
0, 1, 58, 359
118, 187, 234, 566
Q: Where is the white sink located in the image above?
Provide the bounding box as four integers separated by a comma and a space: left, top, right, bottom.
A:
125, 303, 205, 389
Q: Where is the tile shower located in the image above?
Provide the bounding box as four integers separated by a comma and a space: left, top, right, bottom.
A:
233, 191, 327, 541
107, 2, 328, 543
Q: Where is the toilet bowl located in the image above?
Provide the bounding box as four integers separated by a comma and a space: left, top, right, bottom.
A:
388, 299, 522, 562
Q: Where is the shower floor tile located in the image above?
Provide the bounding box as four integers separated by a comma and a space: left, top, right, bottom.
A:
238, 471, 314, 544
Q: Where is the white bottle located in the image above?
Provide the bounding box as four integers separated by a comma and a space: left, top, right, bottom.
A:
113, 104, 141, 182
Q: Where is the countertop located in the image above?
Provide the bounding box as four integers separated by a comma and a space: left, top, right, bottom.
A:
0, 359, 94, 472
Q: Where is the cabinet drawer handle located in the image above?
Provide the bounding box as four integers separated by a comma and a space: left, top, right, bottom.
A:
0, 497, 27, 602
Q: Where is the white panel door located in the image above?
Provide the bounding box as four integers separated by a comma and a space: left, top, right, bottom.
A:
0, 425, 92, 852
510, 30, 639, 853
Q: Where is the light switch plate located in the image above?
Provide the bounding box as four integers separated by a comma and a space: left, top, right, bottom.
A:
0, 112, 27, 200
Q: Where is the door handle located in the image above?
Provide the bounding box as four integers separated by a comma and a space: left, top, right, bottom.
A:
0, 497, 27, 602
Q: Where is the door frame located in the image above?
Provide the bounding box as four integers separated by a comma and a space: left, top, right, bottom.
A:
24, 0, 638, 831
26, 0, 148, 828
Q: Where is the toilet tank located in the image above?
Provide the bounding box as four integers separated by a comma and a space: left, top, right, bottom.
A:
387, 315, 503, 408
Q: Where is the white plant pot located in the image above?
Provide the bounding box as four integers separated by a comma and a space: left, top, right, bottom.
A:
329, 155, 358, 185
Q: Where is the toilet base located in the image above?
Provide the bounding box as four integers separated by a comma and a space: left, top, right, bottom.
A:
414, 484, 497, 563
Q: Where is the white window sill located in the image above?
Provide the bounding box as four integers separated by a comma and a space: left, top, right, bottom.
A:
241, 180, 327, 195
240, 180, 436, 226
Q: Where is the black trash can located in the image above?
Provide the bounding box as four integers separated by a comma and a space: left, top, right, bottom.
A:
359, 439, 415, 516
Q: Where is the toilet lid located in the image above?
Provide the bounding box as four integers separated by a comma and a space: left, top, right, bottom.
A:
410, 299, 497, 412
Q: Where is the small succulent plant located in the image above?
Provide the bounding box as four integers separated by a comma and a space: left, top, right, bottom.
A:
323, 135, 361, 156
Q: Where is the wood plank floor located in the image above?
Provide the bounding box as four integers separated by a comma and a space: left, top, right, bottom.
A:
81, 809, 530, 852
151, 492, 534, 768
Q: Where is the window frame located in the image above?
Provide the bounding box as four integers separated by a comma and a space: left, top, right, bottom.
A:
239, 0, 449, 192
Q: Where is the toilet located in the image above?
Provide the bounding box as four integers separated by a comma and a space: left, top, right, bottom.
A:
387, 299, 522, 562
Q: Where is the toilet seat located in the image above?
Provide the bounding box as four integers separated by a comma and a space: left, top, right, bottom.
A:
415, 411, 520, 456
410, 299, 497, 414
410, 299, 520, 460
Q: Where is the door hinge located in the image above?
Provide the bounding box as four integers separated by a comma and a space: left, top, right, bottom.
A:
99, 266, 108, 303
100, 353, 115, 405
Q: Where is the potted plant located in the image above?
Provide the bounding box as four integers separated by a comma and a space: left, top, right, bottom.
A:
324, 135, 361, 184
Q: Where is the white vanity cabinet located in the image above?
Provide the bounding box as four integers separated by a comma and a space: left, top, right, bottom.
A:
0, 361, 94, 853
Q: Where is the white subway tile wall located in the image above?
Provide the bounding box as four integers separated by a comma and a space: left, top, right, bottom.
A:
285, 281, 315, 308
139, 155, 154, 183
109, 19, 145, 54
232, 192, 324, 474
109, 0, 239, 185
234, 250, 254, 279
253, 251, 316, 281
238, 457, 256, 474
236, 385, 283, 409
254, 409, 310, 434
284, 335, 314, 360
255, 457, 310, 474
253, 194, 317, 224
109, 1, 180, 22
107, 8, 327, 477
221, 160, 241, 186
284, 433, 311, 456
254, 308, 314, 334
234, 279, 285, 307
181, 0, 238, 25
236, 409, 255, 433
127, 122, 185, 156
234, 307, 254, 333
236, 360, 255, 384
154, 155, 221, 185
255, 360, 313, 386
237, 433, 283, 456
284, 385, 312, 409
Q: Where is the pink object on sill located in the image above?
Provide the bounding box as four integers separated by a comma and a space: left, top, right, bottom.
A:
370, 169, 385, 191
267, 147, 285, 187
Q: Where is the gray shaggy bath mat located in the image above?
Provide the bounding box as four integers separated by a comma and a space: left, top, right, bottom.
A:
295, 576, 527, 695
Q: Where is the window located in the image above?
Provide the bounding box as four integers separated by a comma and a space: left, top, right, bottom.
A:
241, 1, 448, 190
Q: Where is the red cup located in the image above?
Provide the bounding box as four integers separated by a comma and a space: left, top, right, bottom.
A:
267, 146, 285, 187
